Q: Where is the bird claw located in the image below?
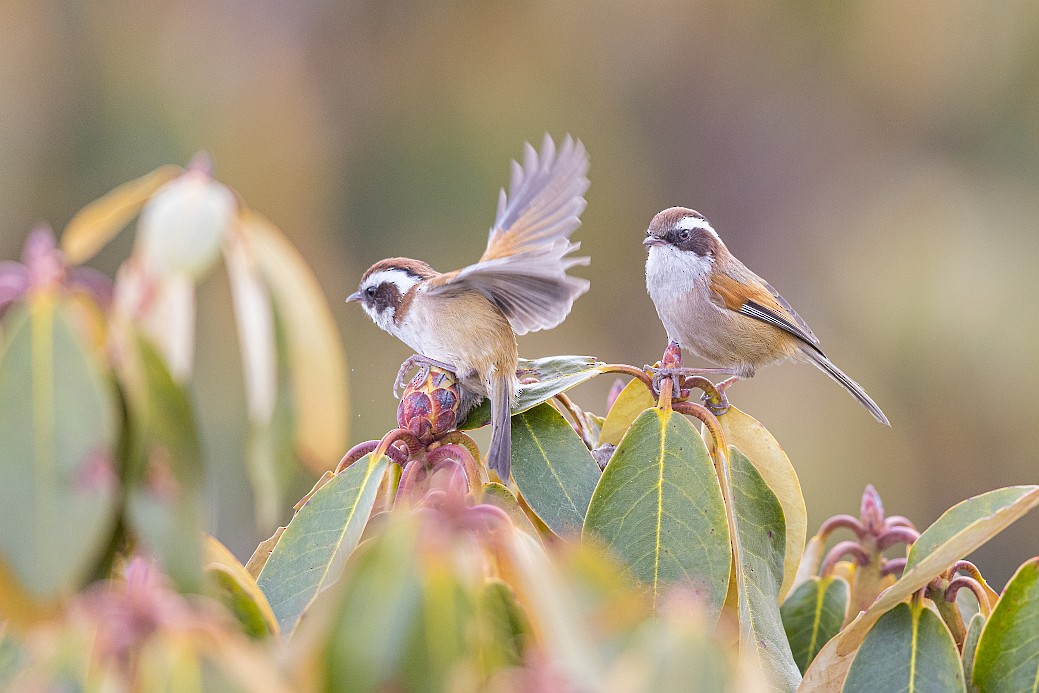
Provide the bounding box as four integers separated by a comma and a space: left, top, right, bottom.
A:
394, 355, 455, 398
700, 389, 731, 416
650, 367, 685, 398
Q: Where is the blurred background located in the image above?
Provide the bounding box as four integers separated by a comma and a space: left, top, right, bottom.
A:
2, 1, 1037, 586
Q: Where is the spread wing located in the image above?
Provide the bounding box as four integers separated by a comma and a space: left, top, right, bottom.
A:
425, 134, 590, 335
710, 267, 823, 354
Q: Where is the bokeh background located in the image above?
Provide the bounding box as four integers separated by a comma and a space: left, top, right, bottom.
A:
3, 1, 1037, 586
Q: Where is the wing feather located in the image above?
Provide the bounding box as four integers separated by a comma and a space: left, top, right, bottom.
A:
711, 269, 822, 352
426, 135, 590, 334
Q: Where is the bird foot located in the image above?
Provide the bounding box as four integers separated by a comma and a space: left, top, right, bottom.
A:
699, 376, 739, 416
394, 355, 457, 398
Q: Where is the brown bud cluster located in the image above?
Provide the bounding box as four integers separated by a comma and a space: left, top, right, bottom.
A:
397, 367, 462, 445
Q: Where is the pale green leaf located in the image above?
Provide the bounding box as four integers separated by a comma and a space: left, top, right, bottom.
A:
843, 602, 965, 693
0, 297, 119, 598
511, 403, 600, 537
257, 452, 388, 635
583, 408, 730, 618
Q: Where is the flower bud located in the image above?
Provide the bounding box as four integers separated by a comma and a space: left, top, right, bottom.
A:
137, 168, 235, 279
397, 367, 462, 445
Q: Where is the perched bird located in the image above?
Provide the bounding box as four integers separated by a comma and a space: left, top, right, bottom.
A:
643, 206, 889, 425
348, 135, 591, 479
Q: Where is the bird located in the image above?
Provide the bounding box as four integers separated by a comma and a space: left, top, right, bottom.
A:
643, 206, 889, 425
348, 135, 591, 479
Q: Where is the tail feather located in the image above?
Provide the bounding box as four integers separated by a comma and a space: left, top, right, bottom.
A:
487, 378, 514, 480
800, 349, 890, 426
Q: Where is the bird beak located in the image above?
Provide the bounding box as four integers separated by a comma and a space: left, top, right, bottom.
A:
346, 292, 362, 303
643, 236, 665, 248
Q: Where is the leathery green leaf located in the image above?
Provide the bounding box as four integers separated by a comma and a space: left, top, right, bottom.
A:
460, 355, 606, 429
203, 535, 279, 639
257, 452, 388, 635
781, 576, 849, 674
318, 517, 424, 693
728, 447, 801, 692
582, 408, 730, 619
905, 486, 1039, 572
511, 403, 600, 537
837, 485, 1039, 656
717, 405, 807, 601
0, 298, 119, 598
972, 558, 1039, 692
598, 378, 654, 447
843, 601, 965, 693
962, 612, 984, 693
121, 330, 204, 591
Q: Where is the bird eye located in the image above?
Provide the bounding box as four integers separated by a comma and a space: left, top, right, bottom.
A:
678, 229, 691, 242
365, 286, 376, 297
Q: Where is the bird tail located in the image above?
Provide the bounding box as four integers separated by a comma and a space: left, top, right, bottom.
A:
800, 348, 890, 426
486, 376, 515, 481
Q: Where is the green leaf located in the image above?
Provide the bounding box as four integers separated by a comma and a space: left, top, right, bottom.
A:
781, 576, 849, 674
598, 378, 654, 446
728, 447, 802, 692
843, 601, 965, 693
837, 485, 1039, 656
475, 579, 529, 669
203, 535, 279, 639
583, 408, 730, 618
319, 517, 424, 693
0, 298, 119, 598
480, 483, 540, 538
460, 355, 605, 429
962, 612, 984, 693
0, 624, 25, 687
120, 330, 204, 591
972, 558, 1039, 693
257, 452, 388, 635
718, 406, 807, 601
905, 487, 1039, 572
511, 403, 600, 537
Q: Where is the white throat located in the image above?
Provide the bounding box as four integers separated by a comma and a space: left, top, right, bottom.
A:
646, 244, 712, 300
359, 269, 422, 333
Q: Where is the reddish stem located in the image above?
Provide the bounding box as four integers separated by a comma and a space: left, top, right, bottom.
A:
821, 540, 872, 576
335, 440, 380, 473
818, 514, 867, 540
878, 526, 920, 551
434, 431, 483, 466
672, 401, 725, 452
599, 364, 655, 393
952, 560, 985, 583
426, 443, 483, 496
554, 393, 596, 448
946, 576, 991, 613
885, 515, 916, 530
395, 459, 426, 506
881, 557, 907, 577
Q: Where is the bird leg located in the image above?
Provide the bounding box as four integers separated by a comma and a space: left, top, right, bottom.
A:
394, 354, 457, 398
700, 376, 739, 416
647, 342, 737, 412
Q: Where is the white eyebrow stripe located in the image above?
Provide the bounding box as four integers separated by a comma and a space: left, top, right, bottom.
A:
362, 269, 421, 293
675, 215, 719, 241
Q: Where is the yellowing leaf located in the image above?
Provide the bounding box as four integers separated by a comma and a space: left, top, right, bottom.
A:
239, 210, 349, 473
203, 535, 279, 639
715, 406, 807, 601
836, 485, 1039, 656
598, 378, 654, 447
62, 165, 182, 264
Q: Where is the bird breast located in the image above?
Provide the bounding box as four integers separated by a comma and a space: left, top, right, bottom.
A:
392, 287, 518, 393
646, 246, 790, 371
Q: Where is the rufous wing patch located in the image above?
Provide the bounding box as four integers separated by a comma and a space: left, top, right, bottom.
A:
710, 271, 823, 354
